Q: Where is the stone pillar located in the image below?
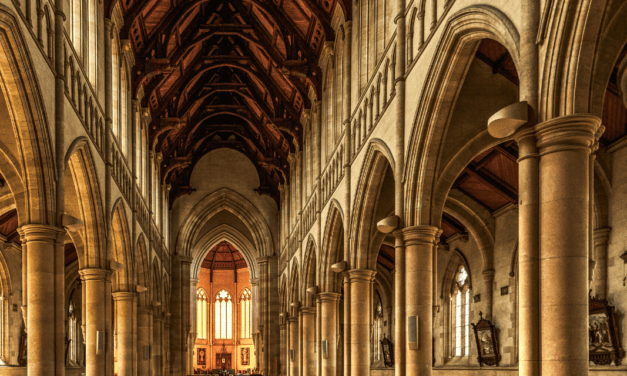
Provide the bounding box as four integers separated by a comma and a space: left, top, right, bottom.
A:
80, 268, 113, 376
20, 225, 65, 376
319, 292, 341, 376
516, 128, 540, 376
536, 115, 600, 375
152, 313, 163, 376
190, 278, 199, 373
137, 306, 152, 376
170, 255, 192, 375
347, 269, 376, 376
592, 228, 611, 299
392, 231, 405, 376
280, 323, 287, 376
300, 307, 316, 376
482, 269, 495, 320
342, 272, 351, 376
288, 316, 299, 376
113, 292, 136, 376
402, 226, 439, 376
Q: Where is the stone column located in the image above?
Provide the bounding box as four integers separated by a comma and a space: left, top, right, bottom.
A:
482, 269, 495, 320
300, 307, 316, 376
392, 231, 405, 376
113, 292, 136, 376
170, 255, 192, 375
280, 323, 287, 376
536, 115, 600, 375
342, 272, 351, 376
288, 316, 299, 376
137, 306, 152, 376
152, 312, 163, 376
347, 269, 376, 376
319, 292, 341, 376
402, 226, 439, 376
515, 128, 540, 376
592, 228, 611, 299
190, 278, 199, 373
20, 225, 65, 376
80, 268, 113, 376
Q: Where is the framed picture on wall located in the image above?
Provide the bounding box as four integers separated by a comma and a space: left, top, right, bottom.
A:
241, 347, 250, 365
471, 312, 501, 367
589, 294, 624, 366
380, 335, 394, 367
197, 348, 207, 366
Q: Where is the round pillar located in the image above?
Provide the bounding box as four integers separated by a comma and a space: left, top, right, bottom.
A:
536, 115, 600, 376
137, 306, 152, 376
347, 269, 376, 376
402, 226, 439, 376
113, 292, 136, 376
300, 307, 316, 376
80, 268, 113, 376
152, 313, 163, 376
288, 316, 298, 376
319, 292, 341, 376
20, 225, 65, 376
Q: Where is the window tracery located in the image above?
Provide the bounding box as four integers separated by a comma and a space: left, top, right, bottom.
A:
197, 288, 208, 340
215, 290, 233, 339
452, 266, 471, 357
240, 288, 251, 339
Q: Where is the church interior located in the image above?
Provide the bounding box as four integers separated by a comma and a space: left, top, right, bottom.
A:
0, 0, 626, 375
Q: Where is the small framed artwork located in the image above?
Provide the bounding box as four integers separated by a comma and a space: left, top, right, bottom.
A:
589, 294, 624, 366
471, 312, 501, 367
241, 347, 250, 365
197, 347, 206, 366
380, 334, 394, 367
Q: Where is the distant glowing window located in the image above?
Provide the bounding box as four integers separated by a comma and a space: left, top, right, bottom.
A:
197, 288, 208, 340
451, 266, 471, 357
215, 290, 232, 339
240, 288, 252, 339
68, 301, 78, 363
71, 0, 82, 55
374, 295, 383, 361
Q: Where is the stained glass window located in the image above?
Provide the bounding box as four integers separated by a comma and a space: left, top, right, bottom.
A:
452, 266, 471, 357
240, 288, 252, 338
197, 288, 208, 340
215, 290, 233, 339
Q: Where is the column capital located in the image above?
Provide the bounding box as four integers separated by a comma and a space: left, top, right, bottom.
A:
137, 305, 152, 315
346, 269, 376, 283
250, 278, 260, 286
299, 307, 316, 315
79, 268, 113, 281
190, 278, 199, 285
18, 224, 65, 244
256, 255, 272, 265
280, 324, 287, 330
482, 269, 495, 282
112, 291, 136, 301
535, 114, 601, 156
593, 227, 612, 245
176, 255, 193, 264
398, 225, 439, 246
317, 292, 341, 303
287, 316, 298, 323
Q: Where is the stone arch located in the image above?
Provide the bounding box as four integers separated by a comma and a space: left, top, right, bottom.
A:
288, 261, 300, 316
175, 188, 275, 258
0, 5, 56, 226
442, 182, 496, 271
403, 5, 521, 227
593, 160, 612, 229
440, 249, 473, 301
64, 137, 106, 269
111, 199, 133, 292
320, 204, 344, 293
136, 233, 150, 306
350, 141, 395, 270
190, 223, 259, 280
301, 235, 317, 307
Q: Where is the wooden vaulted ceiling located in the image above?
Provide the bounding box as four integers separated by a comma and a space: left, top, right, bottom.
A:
201, 241, 248, 270
111, 0, 348, 206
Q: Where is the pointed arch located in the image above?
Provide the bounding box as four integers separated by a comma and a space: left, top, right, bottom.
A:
320, 203, 344, 293
302, 236, 317, 307
403, 5, 520, 227
350, 141, 395, 270
136, 233, 149, 306
288, 261, 300, 316
111, 199, 133, 292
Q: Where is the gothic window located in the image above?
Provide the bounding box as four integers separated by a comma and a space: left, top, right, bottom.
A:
68, 301, 78, 364
112, 36, 119, 138
451, 266, 471, 357
240, 288, 251, 339
215, 290, 233, 339
71, 0, 82, 56
197, 288, 208, 340
88, 0, 97, 83
120, 66, 128, 156
374, 294, 383, 361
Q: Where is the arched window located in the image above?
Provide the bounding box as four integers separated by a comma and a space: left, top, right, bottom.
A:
240, 288, 252, 339
120, 66, 128, 156
87, 0, 97, 83
451, 266, 471, 357
374, 294, 383, 361
68, 300, 78, 364
197, 288, 208, 340
111, 36, 120, 138
215, 290, 233, 339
